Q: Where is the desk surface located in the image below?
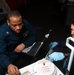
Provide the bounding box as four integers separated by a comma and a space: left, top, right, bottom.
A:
19, 58, 64, 75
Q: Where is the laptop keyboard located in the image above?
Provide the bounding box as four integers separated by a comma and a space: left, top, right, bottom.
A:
28, 42, 42, 56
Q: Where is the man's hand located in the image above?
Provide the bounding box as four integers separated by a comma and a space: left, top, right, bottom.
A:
7, 64, 19, 75
49, 42, 58, 49
14, 43, 25, 53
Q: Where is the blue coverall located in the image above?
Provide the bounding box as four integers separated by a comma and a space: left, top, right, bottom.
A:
0, 19, 36, 75
50, 40, 74, 75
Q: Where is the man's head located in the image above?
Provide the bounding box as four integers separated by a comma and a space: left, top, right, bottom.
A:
71, 21, 74, 38
7, 10, 23, 33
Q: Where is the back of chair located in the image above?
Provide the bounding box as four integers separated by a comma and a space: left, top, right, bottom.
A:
0, 12, 7, 25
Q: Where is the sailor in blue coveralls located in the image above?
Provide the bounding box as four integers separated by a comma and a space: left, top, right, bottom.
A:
0, 10, 36, 75
49, 21, 74, 75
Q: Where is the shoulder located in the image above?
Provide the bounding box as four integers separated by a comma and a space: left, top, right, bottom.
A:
22, 19, 29, 23
0, 23, 9, 35
0, 23, 8, 29
22, 19, 32, 26
22, 19, 34, 29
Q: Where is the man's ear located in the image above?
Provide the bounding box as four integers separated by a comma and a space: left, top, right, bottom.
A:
7, 20, 10, 26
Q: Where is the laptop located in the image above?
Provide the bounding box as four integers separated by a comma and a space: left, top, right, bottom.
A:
22, 30, 51, 57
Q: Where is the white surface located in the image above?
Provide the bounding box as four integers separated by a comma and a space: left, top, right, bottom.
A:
33, 59, 56, 75
66, 37, 74, 72
6, 58, 64, 75
19, 58, 64, 75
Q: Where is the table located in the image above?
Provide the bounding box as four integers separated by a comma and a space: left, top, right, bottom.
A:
19, 58, 64, 75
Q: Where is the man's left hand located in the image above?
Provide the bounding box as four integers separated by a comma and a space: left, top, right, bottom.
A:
14, 43, 25, 53
49, 52, 65, 62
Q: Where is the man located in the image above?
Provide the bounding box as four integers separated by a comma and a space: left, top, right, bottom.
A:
49, 21, 74, 75
0, 10, 36, 75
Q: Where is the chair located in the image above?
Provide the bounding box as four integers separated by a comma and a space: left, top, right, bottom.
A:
0, 12, 7, 25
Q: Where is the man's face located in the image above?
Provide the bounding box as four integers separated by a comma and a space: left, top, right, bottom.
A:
7, 16, 23, 33
71, 24, 74, 38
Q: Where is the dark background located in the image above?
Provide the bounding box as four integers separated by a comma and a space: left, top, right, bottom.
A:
1, 0, 73, 74
18, 0, 71, 51
18, 0, 70, 41
17, 0, 71, 73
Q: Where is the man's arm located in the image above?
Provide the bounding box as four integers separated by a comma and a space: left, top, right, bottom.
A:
14, 43, 25, 53
0, 28, 20, 75
57, 40, 66, 48
14, 20, 36, 53
0, 28, 12, 68
22, 19, 36, 47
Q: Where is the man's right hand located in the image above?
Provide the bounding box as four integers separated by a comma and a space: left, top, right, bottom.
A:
7, 64, 19, 75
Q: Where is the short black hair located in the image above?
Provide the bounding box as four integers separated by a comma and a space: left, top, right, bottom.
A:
7, 10, 22, 21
